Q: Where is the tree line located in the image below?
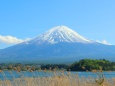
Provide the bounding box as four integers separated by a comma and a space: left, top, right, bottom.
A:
68, 59, 115, 71
0, 59, 115, 71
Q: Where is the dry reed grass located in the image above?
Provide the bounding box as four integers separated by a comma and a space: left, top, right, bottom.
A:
0, 71, 115, 86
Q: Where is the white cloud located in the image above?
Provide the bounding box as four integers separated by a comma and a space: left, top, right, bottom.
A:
102, 40, 108, 45
0, 35, 31, 44
96, 39, 111, 45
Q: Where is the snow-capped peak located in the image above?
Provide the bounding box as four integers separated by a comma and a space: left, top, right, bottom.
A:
30, 25, 93, 44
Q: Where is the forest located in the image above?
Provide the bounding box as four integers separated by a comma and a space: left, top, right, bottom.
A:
68, 59, 115, 71
0, 59, 115, 71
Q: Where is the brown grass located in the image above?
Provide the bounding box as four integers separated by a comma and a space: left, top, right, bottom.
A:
0, 71, 115, 86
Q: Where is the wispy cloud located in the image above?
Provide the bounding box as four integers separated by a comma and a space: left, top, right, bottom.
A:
96, 39, 111, 45
0, 35, 31, 44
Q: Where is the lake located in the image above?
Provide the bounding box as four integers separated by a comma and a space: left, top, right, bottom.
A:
0, 71, 115, 80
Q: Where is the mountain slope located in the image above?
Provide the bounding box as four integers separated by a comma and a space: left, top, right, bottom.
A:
0, 26, 115, 63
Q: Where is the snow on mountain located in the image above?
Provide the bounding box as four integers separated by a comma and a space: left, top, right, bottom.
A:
28, 25, 93, 44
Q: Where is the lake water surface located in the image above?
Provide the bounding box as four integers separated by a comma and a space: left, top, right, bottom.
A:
0, 71, 115, 80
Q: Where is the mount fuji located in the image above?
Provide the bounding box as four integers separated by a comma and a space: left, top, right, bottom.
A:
0, 26, 115, 63
28, 26, 93, 44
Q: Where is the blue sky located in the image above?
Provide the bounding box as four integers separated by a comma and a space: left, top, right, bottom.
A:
0, 0, 115, 49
